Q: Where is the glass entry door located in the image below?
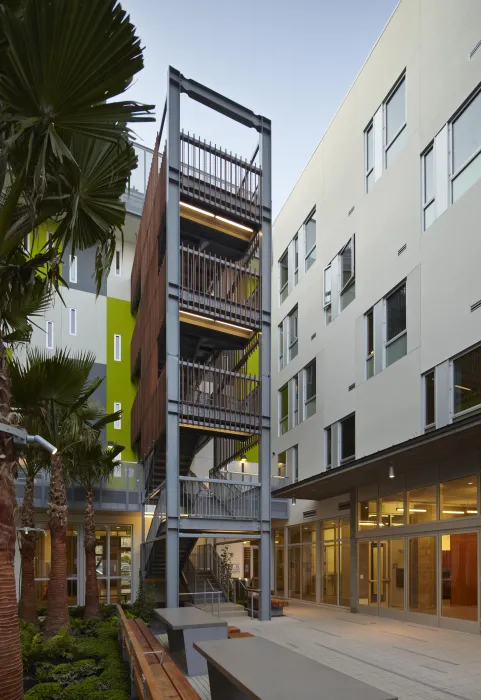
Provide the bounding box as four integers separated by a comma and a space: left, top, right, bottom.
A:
358, 539, 405, 612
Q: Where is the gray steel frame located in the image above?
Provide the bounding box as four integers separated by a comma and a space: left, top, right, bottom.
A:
164, 67, 272, 619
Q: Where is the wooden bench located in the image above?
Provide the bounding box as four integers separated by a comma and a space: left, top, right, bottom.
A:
227, 625, 240, 637
117, 605, 200, 700
228, 631, 254, 639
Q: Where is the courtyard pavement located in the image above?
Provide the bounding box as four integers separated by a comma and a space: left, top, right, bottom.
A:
214, 602, 481, 700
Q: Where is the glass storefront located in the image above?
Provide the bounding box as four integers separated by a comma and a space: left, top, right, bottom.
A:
356, 476, 480, 631
33, 523, 132, 606
283, 517, 350, 606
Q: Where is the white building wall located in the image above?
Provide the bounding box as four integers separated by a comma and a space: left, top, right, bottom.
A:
271, 0, 481, 520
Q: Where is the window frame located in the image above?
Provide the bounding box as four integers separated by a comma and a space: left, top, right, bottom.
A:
69, 308, 77, 336
365, 122, 374, 192
279, 249, 289, 304
366, 308, 374, 379
304, 209, 316, 272
278, 384, 289, 436
384, 281, 407, 366
293, 234, 299, 285
325, 425, 332, 470
339, 235, 355, 296
323, 264, 332, 324
288, 306, 298, 361
115, 250, 122, 276
69, 255, 78, 284
422, 144, 435, 231
114, 334, 122, 362
278, 322, 284, 370
424, 369, 435, 432
383, 74, 407, 167
339, 413, 356, 464
114, 402, 121, 430
449, 85, 481, 202
303, 360, 316, 419
293, 374, 299, 427
46, 320, 54, 350
451, 343, 481, 419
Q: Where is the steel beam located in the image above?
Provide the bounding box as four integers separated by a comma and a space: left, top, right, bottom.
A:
170, 66, 270, 133
258, 119, 272, 622
165, 67, 181, 608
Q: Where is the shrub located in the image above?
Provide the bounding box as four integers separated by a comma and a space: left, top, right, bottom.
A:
131, 574, 156, 624
67, 606, 85, 619
24, 682, 62, 700
100, 604, 118, 620
69, 616, 98, 637
48, 659, 97, 687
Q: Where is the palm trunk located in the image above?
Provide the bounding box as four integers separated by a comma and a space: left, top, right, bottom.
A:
44, 453, 69, 637
84, 489, 100, 620
19, 471, 38, 624
0, 345, 24, 700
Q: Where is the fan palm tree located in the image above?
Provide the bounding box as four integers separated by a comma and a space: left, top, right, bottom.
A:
68, 440, 123, 620
16, 450, 47, 625
0, 2, 153, 696
10, 348, 121, 636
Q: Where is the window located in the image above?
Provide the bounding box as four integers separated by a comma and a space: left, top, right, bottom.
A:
294, 235, 299, 285
288, 306, 298, 360
358, 499, 378, 530
46, 321, 54, 350
304, 361, 316, 419
69, 308, 77, 336
114, 334, 121, 361
293, 374, 299, 426
304, 211, 316, 271
115, 250, 121, 276
95, 525, 132, 604
113, 465, 122, 478
325, 426, 332, 469
384, 75, 406, 167
385, 282, 407, 367
365, 122, 374, 192
406, 485, 437, 524
324, 265, 332, 325
451, 88, 481, 202
340, 236, 355, 310
425, 370, 435, 430
380, 493, 404, 527
278, 323, 284, 370
114, 402, 121, 430
278, 384, 288, 435
279, 250, 288, 304
340, 413, 355, 463
422, 146, 435, 230
440, 475, 478, 519
408, 536, 437, 616
453, 345, 481, 416
69, 255, 77, 284
366, 309, 374, 379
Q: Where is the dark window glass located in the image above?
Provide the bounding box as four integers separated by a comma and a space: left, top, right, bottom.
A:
454, 346, 481, 414
367, 310, 374, 356
305, 361, 316, 402
341, 414, 355, 461
386, 284, 406, 341
425, 371, 435, 426
326, 427, 332, 468
341, 238, 354, 290
305, 214, 316, 253
279, 251, 288, 289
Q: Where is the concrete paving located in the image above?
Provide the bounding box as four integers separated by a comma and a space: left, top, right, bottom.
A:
216, 602, 481, 700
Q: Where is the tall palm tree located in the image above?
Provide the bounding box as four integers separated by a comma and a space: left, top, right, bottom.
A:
17, 451, 47, 624
10, 349, 121, 636
0, 2, 153, 696
68, 440, 123, 620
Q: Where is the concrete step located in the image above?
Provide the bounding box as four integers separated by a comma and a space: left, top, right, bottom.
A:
196, 602, 248, 617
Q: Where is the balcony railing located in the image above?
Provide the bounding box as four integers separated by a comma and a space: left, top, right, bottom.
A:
180, 132, 261, 225
146, 477, 260, 525
179, 359, 260, 435
180, 244, 261, 331
180, 476, 260, 520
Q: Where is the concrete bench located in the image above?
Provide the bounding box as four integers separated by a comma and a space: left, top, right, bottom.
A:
194, 636, 398, 700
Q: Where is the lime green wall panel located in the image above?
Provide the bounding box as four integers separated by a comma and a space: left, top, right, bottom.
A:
106, 297, 136, 464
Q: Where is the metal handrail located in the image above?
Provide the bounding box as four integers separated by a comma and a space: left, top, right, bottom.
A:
179, 590, 222, 618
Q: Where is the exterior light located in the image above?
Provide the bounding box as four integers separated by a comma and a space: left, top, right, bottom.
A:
388, 464, 395, 479
215, 215, 254, 233
180, 201, 215, 217
240, 455, 247, 463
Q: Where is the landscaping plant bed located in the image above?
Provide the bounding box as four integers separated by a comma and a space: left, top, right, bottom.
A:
21, 605, 131, 700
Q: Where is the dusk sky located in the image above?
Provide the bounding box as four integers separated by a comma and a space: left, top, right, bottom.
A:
122, 0, 399, 217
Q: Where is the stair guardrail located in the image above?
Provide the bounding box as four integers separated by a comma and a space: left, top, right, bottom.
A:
179, 476, 260, 520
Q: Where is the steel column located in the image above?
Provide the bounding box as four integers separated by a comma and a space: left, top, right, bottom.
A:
258, 118, 272, 622
165, 67, 181, 608
349, 488, 358, 612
